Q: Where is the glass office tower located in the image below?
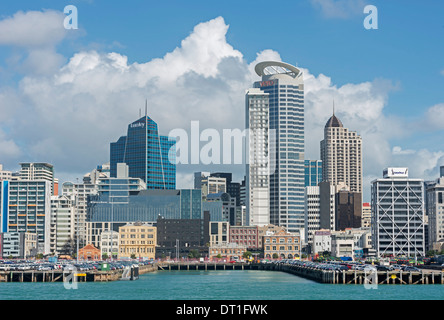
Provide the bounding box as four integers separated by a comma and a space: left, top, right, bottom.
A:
110, 115, 176, 189
305, 160, 323, 187
253, 61, 305, 233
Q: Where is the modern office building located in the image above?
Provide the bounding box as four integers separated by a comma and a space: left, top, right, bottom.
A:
305, 160, 322, 187
371, 168, 425, 257
320, 112, 362, 194
62, 180, 99, 248
0, 164, 12, 181
335, 186, 362, 231
156, 211, 210, 259
200, 176, 226, 199
0, 232, 38, 259
206, 192, 236, 225
245, 87, 270, 228
252, 61, 305, 233
304, 183, 335, 246
110, 114, 176, 189
6, 180, 52, 254
210, 172, 241, 206
426, 166, 444, 251
86, 188, 205, 247
19, 163, 56, 195
49, 194, 76, 255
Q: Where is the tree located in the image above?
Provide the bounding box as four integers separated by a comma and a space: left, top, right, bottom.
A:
243, 251, 252, 260
187, 249, 200, 259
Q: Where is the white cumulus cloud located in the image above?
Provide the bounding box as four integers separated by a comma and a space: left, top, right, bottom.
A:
0, 11, 442, 196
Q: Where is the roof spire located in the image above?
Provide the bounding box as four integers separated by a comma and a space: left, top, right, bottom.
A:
333, 99, 335, 115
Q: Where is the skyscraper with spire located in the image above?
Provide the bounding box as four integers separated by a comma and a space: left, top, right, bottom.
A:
320, 108, 362, 194
110, 103, 176, 189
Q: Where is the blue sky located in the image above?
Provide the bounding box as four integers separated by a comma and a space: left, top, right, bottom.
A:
0, 0, 443, 199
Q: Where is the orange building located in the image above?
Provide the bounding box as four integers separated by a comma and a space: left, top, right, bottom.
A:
78, 244, 101, 261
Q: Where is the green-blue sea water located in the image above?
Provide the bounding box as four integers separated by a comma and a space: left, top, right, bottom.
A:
0, 270, 442, 300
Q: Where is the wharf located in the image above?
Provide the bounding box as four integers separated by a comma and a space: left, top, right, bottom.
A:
264, 262, 444, 285
1, 262, 442, 285
158, 262, 444, 285
0, 263, 156, 283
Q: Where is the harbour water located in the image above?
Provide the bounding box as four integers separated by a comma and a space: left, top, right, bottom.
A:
0, 269, 442, 300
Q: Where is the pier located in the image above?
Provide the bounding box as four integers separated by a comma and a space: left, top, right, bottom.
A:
260, 262, 444, 285
0, 263, 156, 283
1, 261, 442, 285
157, 261, 444, 285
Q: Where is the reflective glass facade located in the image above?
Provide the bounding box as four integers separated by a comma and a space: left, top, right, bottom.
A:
110, 116, 176, 189
304, 160, 322, 187
87, 189, 203, 223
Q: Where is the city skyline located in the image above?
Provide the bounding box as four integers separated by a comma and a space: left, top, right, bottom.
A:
0, 1, 443, 204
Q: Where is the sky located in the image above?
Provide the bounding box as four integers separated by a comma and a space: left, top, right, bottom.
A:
0, 0, 443, 202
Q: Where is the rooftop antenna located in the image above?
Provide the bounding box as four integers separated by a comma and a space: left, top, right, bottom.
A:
145, 99, 148, 117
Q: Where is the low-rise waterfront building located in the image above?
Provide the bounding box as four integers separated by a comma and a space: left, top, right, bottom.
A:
263, 228, 301, 260
209, 242, 247, 261
78, 244, 101, 261
119, 222, 156, 260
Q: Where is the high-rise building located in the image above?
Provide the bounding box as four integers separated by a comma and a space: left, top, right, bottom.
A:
0, 164, 12, 181
371, 167, 425, 257
19, 163, 55, 195
50, 194, 76, 255
5, 180, 52, 254
320, 112, 362, 194
245, 87, 270, 227
426, 166, 444, 252
110, 114, 176, 189
362, 202, 371, 229
304, 183, 335, 246
252, 61, 305, 233
305, 160, 322, 187
335, 186, 362, 231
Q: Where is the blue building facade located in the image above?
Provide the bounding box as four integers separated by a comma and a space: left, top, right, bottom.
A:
87, 189, 205, 223
110, 116, 176, 189
304, 160, 322, 187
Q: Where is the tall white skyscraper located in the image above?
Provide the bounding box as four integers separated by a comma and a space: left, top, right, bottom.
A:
246, 88, 270, 227
251, 61, 305, 234
320, 112, 362, 194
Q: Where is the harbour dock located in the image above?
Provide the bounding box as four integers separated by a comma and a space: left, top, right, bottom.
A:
0, 261, 442, 284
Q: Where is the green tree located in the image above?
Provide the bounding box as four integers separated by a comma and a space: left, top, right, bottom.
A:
242, 251, 252, 260
187, 249, 200, 259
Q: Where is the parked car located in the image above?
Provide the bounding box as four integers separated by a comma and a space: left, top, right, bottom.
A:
403, 266, 420, 272
376, 265, 392, 271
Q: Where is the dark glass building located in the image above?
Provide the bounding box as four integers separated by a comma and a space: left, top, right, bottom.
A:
110, 115, 176, 189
